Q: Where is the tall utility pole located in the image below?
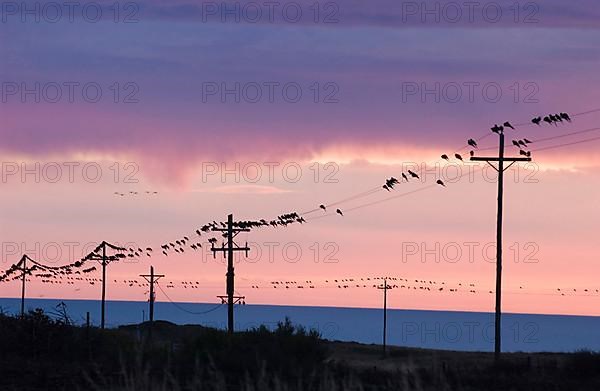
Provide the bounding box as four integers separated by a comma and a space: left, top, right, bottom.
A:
140, 266, 164, 324
377, 278, 394, 357
18, 255, 31, 317
211, 214, 250, 334
85, 241, 125, 330
101, 243, 107, 329
471, 129, 531, 361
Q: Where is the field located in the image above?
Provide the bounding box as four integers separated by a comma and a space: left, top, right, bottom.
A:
1, 309, 599, 391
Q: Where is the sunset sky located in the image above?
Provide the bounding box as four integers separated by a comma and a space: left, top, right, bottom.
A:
1, 0, 600, 316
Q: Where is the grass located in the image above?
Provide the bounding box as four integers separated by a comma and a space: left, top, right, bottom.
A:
1, 309, 600, 390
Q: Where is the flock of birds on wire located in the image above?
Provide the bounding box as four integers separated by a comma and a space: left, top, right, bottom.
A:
8, 265, 600, 301
114, 191, 159, 197
376, 113, 571, 194
3, 109, 600, 304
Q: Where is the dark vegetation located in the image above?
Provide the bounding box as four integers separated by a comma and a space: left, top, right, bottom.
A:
1, 309, 600, 390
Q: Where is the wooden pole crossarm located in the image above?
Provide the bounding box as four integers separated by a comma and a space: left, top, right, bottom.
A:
217, 295, 245, 305
140, 274, 165, 282
471, 157, 531, 173
211, 228, 250, 233
211, 247, 250, 252
470, 157, 531, 162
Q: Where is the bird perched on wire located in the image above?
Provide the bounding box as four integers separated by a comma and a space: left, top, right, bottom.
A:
408, 170, 419, 179
519, 150, 531, 157
319, 204, 326, 212
467, 139, 477, 148
532, 117, 542, 126
503, 121, 515, 130
402, 173, 409, 182
454, 153, 463, 161
336, 209, 343, 216
523, 138, 532, 144
560, 112, 571, 122
512, 140, 521, 148
384, 177, 398, 190
441, 154, 449, 161
436, 179, 445, 187
491, 124, 504, 133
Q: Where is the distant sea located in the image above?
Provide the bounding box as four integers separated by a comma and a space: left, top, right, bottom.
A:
2, 298, 599, 353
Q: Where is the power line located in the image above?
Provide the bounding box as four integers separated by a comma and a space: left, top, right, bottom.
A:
573, 107, 600, 117
3, 106, 600, 305
303, 106, 600, 220
532, 126, 600, 144
156, 283, 224, 315
530, 134, 600, 152
476, 125, 600, 152
309, 165, 483, 221
304, 127, 600, 221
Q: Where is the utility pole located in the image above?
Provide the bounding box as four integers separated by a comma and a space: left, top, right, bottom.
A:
140, 265, 164, 324
101, 243, 106, 329
18, 255, 30, 318
211, 214, 250, 334
470, 128, 531, 361
84, 241, 125, 330
377, 278, 394, 357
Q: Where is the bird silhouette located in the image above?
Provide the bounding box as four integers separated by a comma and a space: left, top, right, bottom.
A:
503, 121, 515, 130
519, 150, 531, 157
383, 184, 390, 191
512, 140, 521, 148
436, 179, 445, 187
560, 112, 571, 122
319, 204, 326, 212
336, 209, 343, 216
402, 173, 409, 182
441, 154, 449, 161
454, 153, 463, 161
386, 177, 399, 189
543, 116, 553, 125
491, 124, 504, 133
532, 117, 542, 126
408, 170, 419, 179
467, 139, 477, 148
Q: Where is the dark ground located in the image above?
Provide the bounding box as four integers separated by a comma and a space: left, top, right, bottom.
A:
1, 309, 599, 390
